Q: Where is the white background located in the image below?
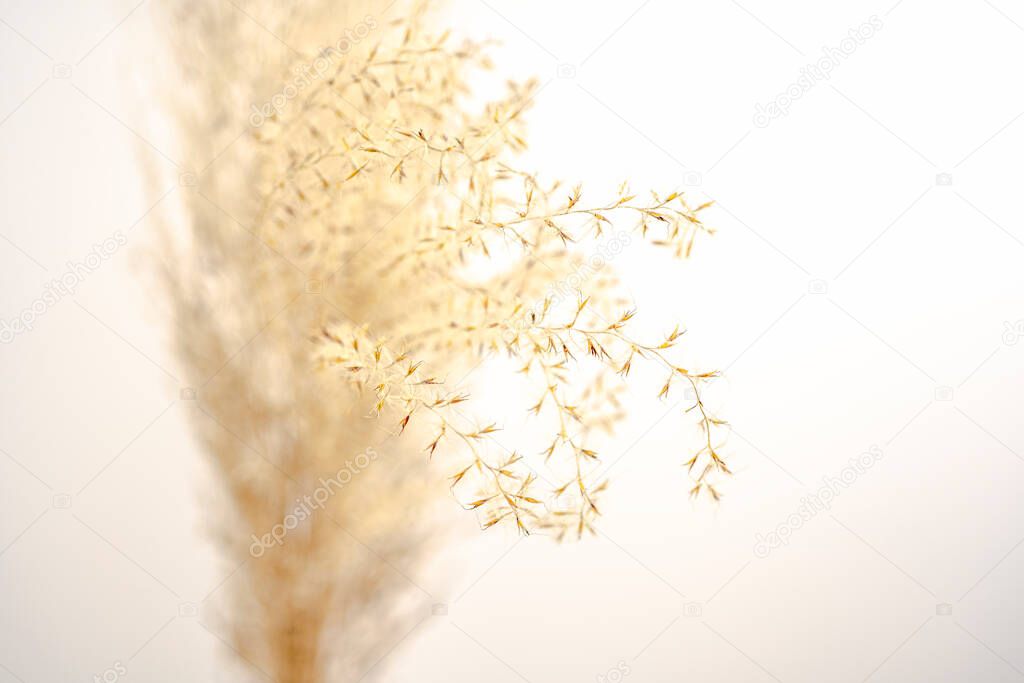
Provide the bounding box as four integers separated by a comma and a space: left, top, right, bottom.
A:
1, 1, 1023, 681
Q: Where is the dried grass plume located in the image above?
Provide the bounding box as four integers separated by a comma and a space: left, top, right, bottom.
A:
159, 0, 728, 680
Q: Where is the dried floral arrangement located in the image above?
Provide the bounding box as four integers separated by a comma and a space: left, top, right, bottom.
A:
266, 4, 733, 539
162, 1, 727, 679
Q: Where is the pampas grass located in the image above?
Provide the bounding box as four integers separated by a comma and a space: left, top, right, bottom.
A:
158, 1, 726, 679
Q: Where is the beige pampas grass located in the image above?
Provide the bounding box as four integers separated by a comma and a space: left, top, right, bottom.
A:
161, 2, 441, 681
158, 1, 726, 680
